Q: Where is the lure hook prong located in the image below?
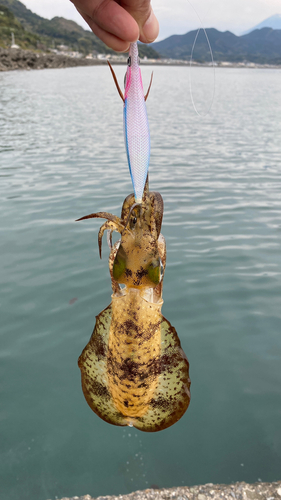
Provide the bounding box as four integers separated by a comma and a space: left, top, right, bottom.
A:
144, 72, 153, 101
107, 61, 125, 102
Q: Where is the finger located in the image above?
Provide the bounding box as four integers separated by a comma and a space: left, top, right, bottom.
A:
74, 0, 139, 43
120, 1, 159, 42
77, 9, 131, 51
139, 8, 159, 43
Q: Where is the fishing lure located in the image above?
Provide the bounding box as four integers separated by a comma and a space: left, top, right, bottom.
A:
77, 180, 190, 432
108, 42, 152, 203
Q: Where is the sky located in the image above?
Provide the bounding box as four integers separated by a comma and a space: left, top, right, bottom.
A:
21, 0, 281, 39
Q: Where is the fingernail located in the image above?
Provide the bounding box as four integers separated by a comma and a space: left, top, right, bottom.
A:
141, 10, 159, 43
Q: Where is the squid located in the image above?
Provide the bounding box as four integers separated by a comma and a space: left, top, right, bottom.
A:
77, 43, 190, 432
77, 180, 190, 432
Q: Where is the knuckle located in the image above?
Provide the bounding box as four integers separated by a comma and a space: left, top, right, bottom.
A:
90, 0, 111, 20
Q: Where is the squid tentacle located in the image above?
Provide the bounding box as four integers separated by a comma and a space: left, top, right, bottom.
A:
98, 220, 119, 259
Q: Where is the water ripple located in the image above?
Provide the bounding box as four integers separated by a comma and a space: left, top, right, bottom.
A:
1, 66, 281, 500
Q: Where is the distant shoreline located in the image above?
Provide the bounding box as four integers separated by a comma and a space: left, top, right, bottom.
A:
1, 48, 280, 72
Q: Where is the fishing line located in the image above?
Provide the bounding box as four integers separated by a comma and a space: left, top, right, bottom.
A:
186, 0, 216, 117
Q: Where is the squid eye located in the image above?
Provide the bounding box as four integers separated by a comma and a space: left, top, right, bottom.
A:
127, 56, 131, 67
130, 215, 137, 229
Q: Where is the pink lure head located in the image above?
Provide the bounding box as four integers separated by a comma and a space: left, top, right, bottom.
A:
124, 42, 143, 100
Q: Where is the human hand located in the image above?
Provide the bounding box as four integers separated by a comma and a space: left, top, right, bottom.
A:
70, 0, 159, 52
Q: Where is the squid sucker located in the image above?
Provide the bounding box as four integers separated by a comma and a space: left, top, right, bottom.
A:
77, 179, 191, 432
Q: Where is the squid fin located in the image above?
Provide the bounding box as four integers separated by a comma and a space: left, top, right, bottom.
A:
132, 315, 191, 432
78, 305, 128, 427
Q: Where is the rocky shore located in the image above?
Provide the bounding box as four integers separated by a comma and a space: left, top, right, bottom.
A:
1, 48, 280, 71
0, 48, 107, 72
55, 481, 281, 500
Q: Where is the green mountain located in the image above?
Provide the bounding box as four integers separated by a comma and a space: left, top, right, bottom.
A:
152, 27, 281, 64
0, 3, 41, 48
0, 0, 160, 58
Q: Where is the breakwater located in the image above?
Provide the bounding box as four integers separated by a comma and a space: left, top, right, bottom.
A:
0, 48, 106, 71
56, 482, 281, 500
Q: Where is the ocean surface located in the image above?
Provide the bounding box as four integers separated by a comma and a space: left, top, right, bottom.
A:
0, 64, 281, 500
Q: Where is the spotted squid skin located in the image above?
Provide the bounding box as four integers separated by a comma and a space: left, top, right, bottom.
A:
78, 300, 190, 432
78, 184, 190, 432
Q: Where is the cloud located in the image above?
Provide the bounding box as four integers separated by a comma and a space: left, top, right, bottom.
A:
153, 0, 281, 38
22, 0, 89, 29
22, 0, 281, 39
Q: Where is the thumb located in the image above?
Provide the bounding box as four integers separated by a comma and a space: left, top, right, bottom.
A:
139, 8, 159, 43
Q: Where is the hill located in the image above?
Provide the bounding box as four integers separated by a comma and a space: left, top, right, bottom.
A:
0, 3, 41, 49
244, 14, 281, 34
2, 0, 280, 65
0, 0, 160, 58
151, 27, 281, 64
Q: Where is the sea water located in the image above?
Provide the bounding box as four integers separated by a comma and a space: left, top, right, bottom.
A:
0, 65, 281, 500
